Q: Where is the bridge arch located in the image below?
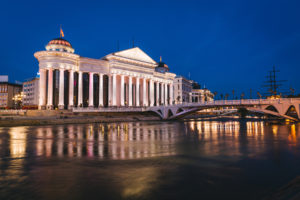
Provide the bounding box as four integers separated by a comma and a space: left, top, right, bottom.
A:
157, 109, 162, 115
285, 105, 299, 119
147, 109, 164, 119
168, 109, 174, 118
265, 105, 279, 113
176, 108, 184, 114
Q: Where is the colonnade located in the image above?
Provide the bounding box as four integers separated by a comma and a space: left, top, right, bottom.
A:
39, 68, 174, 110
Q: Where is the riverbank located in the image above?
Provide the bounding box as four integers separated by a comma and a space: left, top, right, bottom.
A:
0, 110, 297, 127
0, 111, 161, 127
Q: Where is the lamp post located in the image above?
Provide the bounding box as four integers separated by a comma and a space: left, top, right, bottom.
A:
257, 92, 262, 104
12, 92, 25, 109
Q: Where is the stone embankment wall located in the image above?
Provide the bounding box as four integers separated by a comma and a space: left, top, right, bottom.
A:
0, 110, 160, 127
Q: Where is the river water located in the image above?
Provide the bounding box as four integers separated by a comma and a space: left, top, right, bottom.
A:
0, 120, 299, 200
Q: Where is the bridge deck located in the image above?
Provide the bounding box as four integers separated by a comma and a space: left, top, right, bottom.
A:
72, 98, 300, 121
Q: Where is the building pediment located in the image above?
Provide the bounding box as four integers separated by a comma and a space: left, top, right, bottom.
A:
110, 47, 157, 64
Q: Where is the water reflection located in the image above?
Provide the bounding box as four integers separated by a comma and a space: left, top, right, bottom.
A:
0, 121, 300, 199
32, 122, 177, 160
184, 120, 300, 158
9, 127, 27, 158
0, 121, 299, 161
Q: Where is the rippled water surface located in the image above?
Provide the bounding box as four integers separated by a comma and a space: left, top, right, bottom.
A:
0, 120, 300, 200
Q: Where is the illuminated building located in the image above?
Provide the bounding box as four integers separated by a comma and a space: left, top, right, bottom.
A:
34, 37, 176, 110
189, 88, 214, 103
0, 79, 22, 109
22, 77, 39, 108
173, 75, 192, 104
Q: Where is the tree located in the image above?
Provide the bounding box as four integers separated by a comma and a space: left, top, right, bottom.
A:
225, 93, 229, 100
232, 90, 235, 99
290, 87, 295, 96
240, 92, 245, 99
257, 91, 262, 99
213, 92, 217, 100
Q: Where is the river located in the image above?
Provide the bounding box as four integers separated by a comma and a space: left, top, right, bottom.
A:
0, 119, 299, 199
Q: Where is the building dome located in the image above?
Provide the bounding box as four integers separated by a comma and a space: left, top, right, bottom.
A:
157, 61, 169, 69
46, 38, 75, 53
48, 38, 72, 47
155, 57, 169, 73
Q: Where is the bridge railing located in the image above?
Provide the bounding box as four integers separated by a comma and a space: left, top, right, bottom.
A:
173, 98, 299, 107
73, 107, 146, 112
71, 98, 300, 112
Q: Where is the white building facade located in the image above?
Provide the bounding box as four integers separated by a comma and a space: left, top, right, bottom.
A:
189, 89, 214, 103
173, 76, 193, 104
22, 77, 39, 107
34, 38, 176, 110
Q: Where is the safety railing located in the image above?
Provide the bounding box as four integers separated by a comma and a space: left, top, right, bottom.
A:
73, 106, 147, 112
72, 98, 300, 112
172, 98, 300, 107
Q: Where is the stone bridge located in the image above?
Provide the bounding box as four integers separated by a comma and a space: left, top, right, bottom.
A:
147, 98, 300, 121
73, 98, 300, 121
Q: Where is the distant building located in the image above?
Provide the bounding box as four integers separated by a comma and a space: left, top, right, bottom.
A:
22, 77, 39, 108
189, 88, 214, 103
0, 75, 8, 82
191, 81, 201, 89
0, 82, 22, 108
173, 76, 193, 104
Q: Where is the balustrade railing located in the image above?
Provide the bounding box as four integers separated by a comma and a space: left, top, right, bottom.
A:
172, 98, 300, 107
72, 98, 300, 112
73, 106, 146, 112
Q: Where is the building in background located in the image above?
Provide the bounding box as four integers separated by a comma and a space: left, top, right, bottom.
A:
22, 77, 39, 108
0, 75, 8, 82
0, 79, 22, 109
189, 88, 214, 103
173, 75, 192, 104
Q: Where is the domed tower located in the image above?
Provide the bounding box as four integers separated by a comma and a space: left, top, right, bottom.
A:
155, 56, 169, 73
34, 36, 79, 110
45, 38, 75, 53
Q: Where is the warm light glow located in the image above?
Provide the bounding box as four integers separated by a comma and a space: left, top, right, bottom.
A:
272, 125, 278, 136
288, 124, 297, 143
9, 127, 27, 158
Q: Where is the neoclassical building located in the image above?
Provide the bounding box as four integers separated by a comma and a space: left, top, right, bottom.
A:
34, 38, 176, 110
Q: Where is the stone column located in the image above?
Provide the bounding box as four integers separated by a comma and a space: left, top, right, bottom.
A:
161, 83, 164, 105
78, 71, 83, 107
136, 77, 140, 106
108, 75, 112, 106
128, 76, 132, 106
47, 68, 53, 109
170, 83, 173, 105
39, 69, 46, 110
156, 82, 159, 106
112, 74, 117, 106
143, 78, 147, 106
164, 83, 168, 105
121, 75, 125, 106
68, 70, 74, 109
58, 68, 64, 109
150, 80, 154, 106
89, 72, 94, 107
99, 73, 103, 106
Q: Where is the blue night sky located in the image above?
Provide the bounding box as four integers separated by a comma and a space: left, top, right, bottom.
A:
0, 0, 299, 98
